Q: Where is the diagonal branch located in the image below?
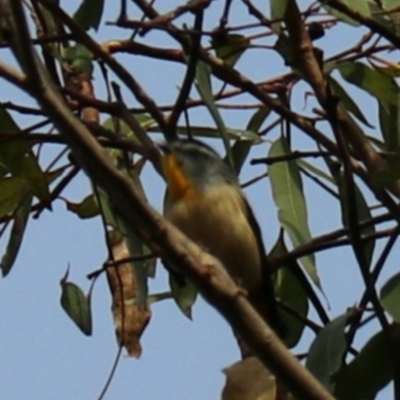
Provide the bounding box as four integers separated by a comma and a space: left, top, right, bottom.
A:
0, 1, 337, 399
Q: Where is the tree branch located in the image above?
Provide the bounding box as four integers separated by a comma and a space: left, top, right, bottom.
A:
0, 1, 337, 399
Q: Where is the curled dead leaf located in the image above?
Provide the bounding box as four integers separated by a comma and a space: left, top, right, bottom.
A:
106, 237, 151, 358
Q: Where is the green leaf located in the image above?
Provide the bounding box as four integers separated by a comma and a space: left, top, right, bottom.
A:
383, 0, 400, 10
379, 99, 400, 150
228, 107, 271, 175
60, 268, 92, 336
0, 108, 19, 132
66, 194, 100, 219
1, 192, 33, 276
0, 113, 50, 203
306, 313, 348, 391
96, 186, 120, 228
271, 234, 308, 348
103, 113, 154, 138
370, 1, 400, 36
10, 153, 50, 202
230, 141, 252, 176
269, 0, 289, 19
195, 62, 232, 166
211, 33, 250, 67
274, 33, 296, 68
327, 161, 375, 269
63, 44, 93, 75
380, 272, 400, 322
329, 77, 372, 127
269, 0, 289, 32
169, 272, 198, 319
372, 154, 400, 186
298, 159, 335, 184
247, 107, 271, 135
324, 0, 371, 25
334, 330, 393, 400
174, 126, 259, 141
268, 138, 319, 286
0, 177, 25, 218
73, 0, 105, 31
337, 62, 399, 107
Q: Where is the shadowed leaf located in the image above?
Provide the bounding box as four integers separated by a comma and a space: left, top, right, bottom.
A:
329, 77, 372, 126
0, 177, 25, 218
60, 268, 92, 336
380, 272, 400, 322
66, 194, 100, 219
334, 329, 393, 400
74, 0, 105, 31
1, 191, 33, 276
338, 62, 399, 107
271, 233, 308, 348
306, 313, 348, 391
211, 33, 250, 67
324, 0, 370, 25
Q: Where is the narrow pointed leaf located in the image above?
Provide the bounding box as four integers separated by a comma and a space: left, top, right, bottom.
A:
229, 107, 271, 175
195, 62, 232, 165
329, 77, 372, 126
169, 272, 198, 319
0, 177, 25, 218
211, 33, 250, 67
268, 138, 319, 286
337, 62, 399, 107
1, 192, 33, 276
306, 313, 348, 391
269, 0, 289, 32
334, 330, 393, 400
271, 234, 308, 348
74, 0, 105, 31
66, 194, 100, 219
379, 99, 400, 150
60, 271, 92, 336
11, 153, 50, 202
380, 272, 400, 322
326, 158, 375, 269
324, 0, 371, 25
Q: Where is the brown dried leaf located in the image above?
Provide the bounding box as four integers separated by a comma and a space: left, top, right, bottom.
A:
222, 357, 292, 400
106, 237, 151, 358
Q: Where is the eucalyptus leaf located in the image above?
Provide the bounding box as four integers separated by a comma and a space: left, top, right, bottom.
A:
306, 313, 348, 391
74, 0, 105, 31
271, 234, 308, 348
60, 269, 93, 336
169, 272, 198, 319
1, 192, 33, 276
337, 62, 399, 107
378, 99, 400, 151
0, 177, 25, 218
268, 138, 319, 287
324, 0, 371, 25
380, 271, 400, 322
211, 33, 250, 67
66, 194, 100, 219
195, 61, 231, 165
334, 329, 393, 400
329, 77, 372, 127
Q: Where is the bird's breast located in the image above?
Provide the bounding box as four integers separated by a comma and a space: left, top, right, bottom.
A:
164, 185, 262, 291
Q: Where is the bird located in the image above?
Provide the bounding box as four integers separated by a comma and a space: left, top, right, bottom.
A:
160, 138, 286, 346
